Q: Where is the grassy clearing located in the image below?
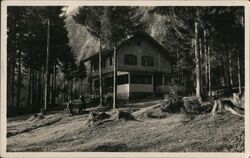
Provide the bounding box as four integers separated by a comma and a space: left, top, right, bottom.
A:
7, 106, 244, 152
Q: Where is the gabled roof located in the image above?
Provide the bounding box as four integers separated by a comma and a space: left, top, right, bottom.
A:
83, 31, 170, 61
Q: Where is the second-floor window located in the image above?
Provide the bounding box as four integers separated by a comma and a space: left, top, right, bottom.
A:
142, 56, 154, 66
124, 54, 137, 65
92, 60, 98, 71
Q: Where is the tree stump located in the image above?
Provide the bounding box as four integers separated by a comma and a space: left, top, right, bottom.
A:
211, 99, 244, 117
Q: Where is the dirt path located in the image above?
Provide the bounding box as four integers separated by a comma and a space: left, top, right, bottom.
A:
7, 110, 244, 152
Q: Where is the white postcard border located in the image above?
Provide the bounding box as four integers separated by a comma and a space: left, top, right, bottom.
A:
1, 1, 249, 158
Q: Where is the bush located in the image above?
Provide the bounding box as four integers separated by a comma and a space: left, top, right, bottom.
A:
201, 100, 214, 113
182, 96, 200, 113
160, 84, 184, 113
160, 97, 183, 113
182, 96, 204, 114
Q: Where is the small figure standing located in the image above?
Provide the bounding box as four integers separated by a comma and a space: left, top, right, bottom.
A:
67, 100, 73, 116
80, 95, 86, 113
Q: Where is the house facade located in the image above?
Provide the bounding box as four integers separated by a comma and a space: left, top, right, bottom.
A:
85, 32, 186, 100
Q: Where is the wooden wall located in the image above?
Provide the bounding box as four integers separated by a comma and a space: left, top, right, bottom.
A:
117, 36, 171, 73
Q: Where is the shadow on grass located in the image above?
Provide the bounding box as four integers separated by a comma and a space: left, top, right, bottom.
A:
91, 142, 128, 152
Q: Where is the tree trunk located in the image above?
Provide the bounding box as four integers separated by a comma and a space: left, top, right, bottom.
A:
237, 50, 242, 94
44, 18, 50, 110
195, 21, 201, 99
10, 8, 19, 111
224, 33, 232, 94
52, 61, 56, 105
208, 46, 212, 96
70, 69, 73, 100
16, 50, 21, 112
27, 67, 32, 105
63, 78, 65, 102
54, 67, 57, 104
16, 13, 23, 112
33, 70, 38, 110
11, 18, 19, 111
204, 29, 208, 95
50, 73, 53, 104
31, 67, 35, 105
7, 29, 17, 108
66, 80, 69, 101
11, 47, 16, 109
176, 43, 179, 74
7, 49, 13, 108
41, 66, 45, 106
99, 38, 103, 106
223, 49, 232, 94
199, 37, 203, 95
229, 51, 233, 86
27, 31, 33, 106
113, 46, 117, 109
79, 80, 81, 95
68, 80, 70, 101
38, 69, 42, 106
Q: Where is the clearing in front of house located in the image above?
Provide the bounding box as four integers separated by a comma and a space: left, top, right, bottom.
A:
7, 98, 244, 152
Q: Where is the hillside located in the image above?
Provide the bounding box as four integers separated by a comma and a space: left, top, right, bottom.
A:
7, 104, 244, 152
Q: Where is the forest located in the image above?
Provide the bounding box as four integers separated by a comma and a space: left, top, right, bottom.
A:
6, 6, 245, 116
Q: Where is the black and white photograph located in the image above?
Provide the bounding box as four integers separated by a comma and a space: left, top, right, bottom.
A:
0, 1, 249, 157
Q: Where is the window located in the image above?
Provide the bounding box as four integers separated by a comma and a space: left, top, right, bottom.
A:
92, 60, 98, 71
142, 56, 154, 66
117, 74, 128, 85
124, 54, 137, 65
109, 56, 113, 66
101, 58, 106, 68
130, 74, 152, 84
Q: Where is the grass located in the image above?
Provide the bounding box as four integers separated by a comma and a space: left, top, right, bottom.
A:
7, 113, 63, 137
7, 105, 244, 152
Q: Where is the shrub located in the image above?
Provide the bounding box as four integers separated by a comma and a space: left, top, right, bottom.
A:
160, 84, 184, 113
182, 96, 200, 113
160, 98, 183, 113
182, 96, 203, 114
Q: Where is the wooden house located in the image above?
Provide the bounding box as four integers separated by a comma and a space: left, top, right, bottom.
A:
84, 32, 186, 100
